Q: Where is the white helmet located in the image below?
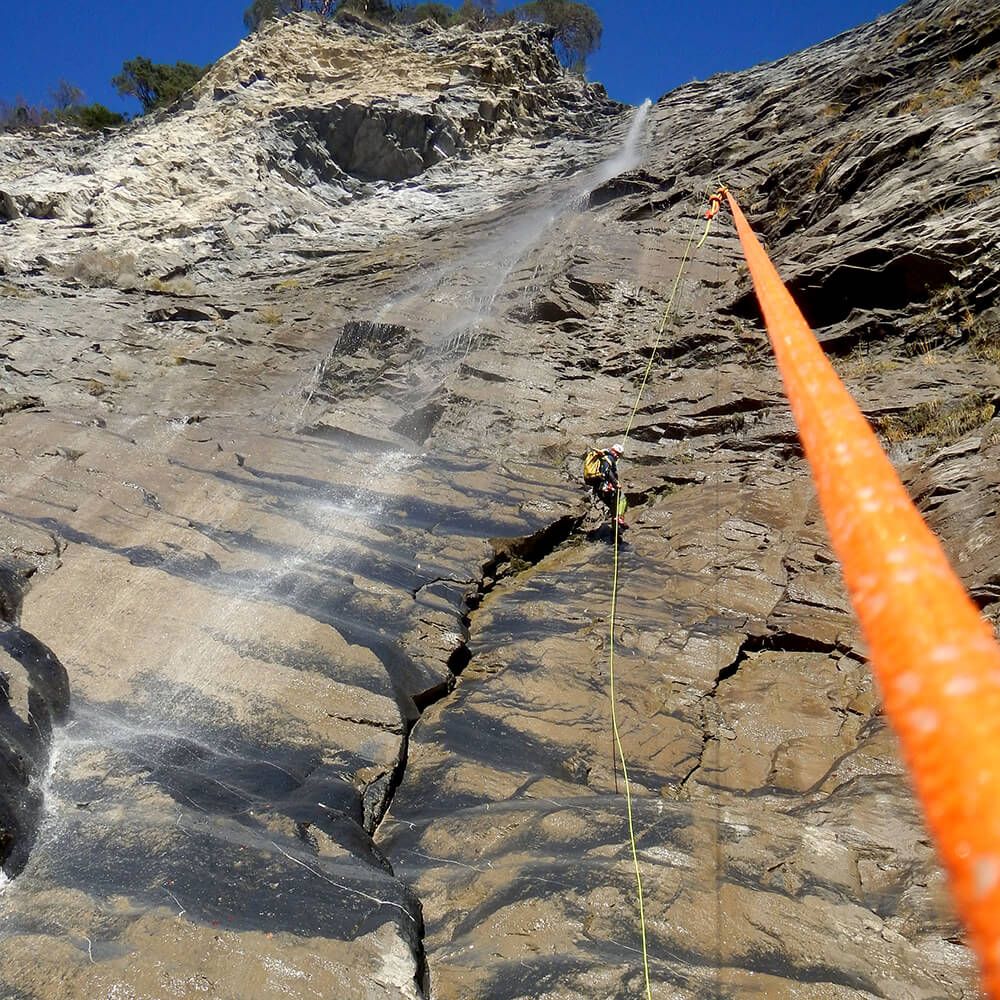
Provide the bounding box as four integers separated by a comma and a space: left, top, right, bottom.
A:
609, 443, 625, 457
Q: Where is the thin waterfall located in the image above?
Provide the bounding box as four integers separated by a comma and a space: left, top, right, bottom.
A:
289, 100, 656, 429
583, 98, 653, 191
440, 98, 654, 358
413, 101, 654, 362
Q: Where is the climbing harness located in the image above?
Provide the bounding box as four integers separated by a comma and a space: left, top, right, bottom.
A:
717, 186, 1000, 1000
606, 207, 704, 1000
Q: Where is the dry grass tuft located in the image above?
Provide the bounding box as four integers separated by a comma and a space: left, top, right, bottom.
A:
808, 140, 851, 191
839, 353, 899, 380
147, 276, 198, 296
960, 76, 982, 100
901, 78, 983, 116
65, 250, 140, 289
905, 336, 947, 361
876, 393, 996, 444
969, 314, 1000, 364
257, 306, 283, 326
901, 87, 952, 114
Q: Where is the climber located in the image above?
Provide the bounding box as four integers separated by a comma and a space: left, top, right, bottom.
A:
583, 444, 626, 527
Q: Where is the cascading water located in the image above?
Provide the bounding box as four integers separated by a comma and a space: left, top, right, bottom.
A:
443, 97, 653, 339
292, 99, 655, 430
588, 97, 652, 188
429, 99, 653, 369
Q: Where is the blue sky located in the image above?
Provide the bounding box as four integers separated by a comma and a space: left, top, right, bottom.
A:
4, 0, 902, 113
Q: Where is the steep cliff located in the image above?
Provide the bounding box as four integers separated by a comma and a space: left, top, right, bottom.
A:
0, 2, 997, 998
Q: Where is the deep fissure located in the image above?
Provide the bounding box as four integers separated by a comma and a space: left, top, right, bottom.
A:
682, 628, 848, 790
373, 508, 585, 834
368, 508, 586, 992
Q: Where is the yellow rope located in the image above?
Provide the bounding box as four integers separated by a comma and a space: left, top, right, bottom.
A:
696, 213, 716, 250
608, 210, 702, 999
623, 218, 701, 440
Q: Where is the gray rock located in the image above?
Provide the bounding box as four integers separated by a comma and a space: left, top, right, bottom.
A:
0, 0, 996, 997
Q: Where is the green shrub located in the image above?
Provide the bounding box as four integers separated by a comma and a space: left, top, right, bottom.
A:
397, 2, 456, 24
52, 103, 126, 130
0, 81, 126, 132
245, 0, 395, 30
113, 57, 206, 114
0, 99, 49, 130
514, 0, 602, 71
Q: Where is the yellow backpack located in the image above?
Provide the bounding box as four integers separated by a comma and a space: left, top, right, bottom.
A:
583, 449, 603, 482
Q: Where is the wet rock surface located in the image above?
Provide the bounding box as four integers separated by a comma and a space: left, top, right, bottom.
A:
0, 0, 998, 997
0, 529, 68, 879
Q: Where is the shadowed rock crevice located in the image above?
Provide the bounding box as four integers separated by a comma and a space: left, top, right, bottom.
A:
790, 249, 958, 329
359, 508, 587, 988
375, 509, 585, 834
0, 557, 70, 879
480, 513, 584, 596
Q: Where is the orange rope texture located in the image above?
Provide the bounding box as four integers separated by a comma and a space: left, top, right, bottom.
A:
723, 188, 1000, 998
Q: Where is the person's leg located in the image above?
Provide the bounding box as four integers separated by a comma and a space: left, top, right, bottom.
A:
601, 486, 616, 517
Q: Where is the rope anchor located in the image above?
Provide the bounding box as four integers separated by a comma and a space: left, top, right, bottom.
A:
697, 187, 727, 249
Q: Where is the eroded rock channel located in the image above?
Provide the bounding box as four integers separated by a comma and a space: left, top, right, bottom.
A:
0, 2, 998, 997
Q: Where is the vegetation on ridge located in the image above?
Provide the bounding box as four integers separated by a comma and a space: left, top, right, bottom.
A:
1, 0, 597, 131
113, 58, 207, 115
876, 393, 997, 445
0, 79, 125, 132
243, 0, 603, 71
1, 59, 208, 130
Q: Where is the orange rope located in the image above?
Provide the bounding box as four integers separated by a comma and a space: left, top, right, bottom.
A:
721, 187, 1000, 998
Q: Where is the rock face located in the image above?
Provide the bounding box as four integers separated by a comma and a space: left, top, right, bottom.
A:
0, 14, 614, 270
0, 2, 997, 998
